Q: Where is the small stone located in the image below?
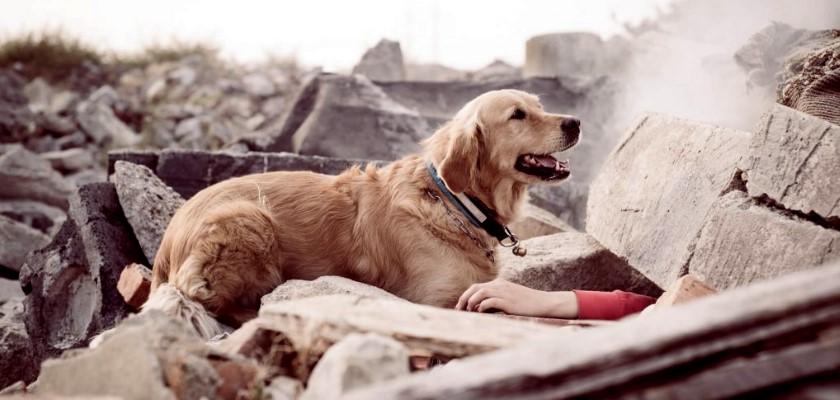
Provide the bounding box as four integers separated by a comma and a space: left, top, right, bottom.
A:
0, 199, 65, 236
301, 333, 410, 400
117, 263, 152, 309
0, 144, 74, 209
242, 73, 276, 97
112, 161, 185, 262
0, 299, 37, 388
40, 148, 95, 173
76, 94, 140, 148
0, 214, 50, 272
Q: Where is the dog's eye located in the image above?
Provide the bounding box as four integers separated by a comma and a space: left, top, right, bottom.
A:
510, 108, 526, 120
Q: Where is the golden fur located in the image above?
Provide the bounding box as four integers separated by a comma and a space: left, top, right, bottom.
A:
149, 89, 580, 327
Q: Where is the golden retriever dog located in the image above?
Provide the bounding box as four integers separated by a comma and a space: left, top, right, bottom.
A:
143, 89, 581, 337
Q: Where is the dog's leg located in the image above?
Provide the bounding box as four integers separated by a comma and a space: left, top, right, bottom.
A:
172, 199, 285, 326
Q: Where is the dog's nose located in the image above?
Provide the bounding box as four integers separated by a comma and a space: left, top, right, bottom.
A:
561, 117, 580, 133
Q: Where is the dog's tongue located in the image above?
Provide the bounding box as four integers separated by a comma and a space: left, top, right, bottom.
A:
533, 154, 557, 168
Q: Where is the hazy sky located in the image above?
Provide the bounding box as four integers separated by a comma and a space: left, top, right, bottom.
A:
0, 0, 673, 71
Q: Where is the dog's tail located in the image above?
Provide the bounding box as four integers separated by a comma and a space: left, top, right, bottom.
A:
139, 282, 226, 339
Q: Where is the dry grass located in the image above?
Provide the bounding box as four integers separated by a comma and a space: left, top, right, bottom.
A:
0, 32, 103, 82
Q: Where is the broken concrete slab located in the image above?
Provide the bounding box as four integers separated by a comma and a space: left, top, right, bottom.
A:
75, 94, 140, 148
740, 104, 840, 221
0, 277, 23, 304
112, 161, 185, 262
686, 191, 840, 291
586, 114, 752, 288
261, 275, 406, 306
497, 232, 662, 297
301, 333, 410, 400
347, 261, 840, 399
35, 312, 195, 400
0, 298, 38, 388
108, 149, 377, 199
20, 183, 146, 362
0, 144, 74, 209
527, 182, 588, 230
0, 214, 50, 272
221, 294, 563, 380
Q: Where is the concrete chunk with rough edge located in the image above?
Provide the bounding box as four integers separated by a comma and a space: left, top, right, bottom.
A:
346, 262, 840, 399
113, 161, 185, 262
586, 113, 751, 288
0, 214, 50, 272
261, 275, 406, 306
0, 144, 74, 210
498, 232, 662, 297
740, 104, 840, 220
687, 191, 840, 291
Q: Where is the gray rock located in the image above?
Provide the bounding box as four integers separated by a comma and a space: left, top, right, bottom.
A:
34, 312, 190, 400
0, 299, 37, 388
740, 104, 840, 219
302, 333, 409, 400
404, 62, 468, 82
242, 73, 277, 97
0, 70, 38, 143
108, 149, 379, 199
352, 39, 406, 82
113, 161, 185, 263
65, 168, 107, 188
20, 183, 146, 363
0, 277, 23, 304
498, 232, 662, 296
40, 148, 95, 173
261, 276, 406, 306
253, 73, 428, 160
0, 200, 66, 236
687, 191, 840, 291
527, 182, 588, 230
22, 78, 54, 113
0, 215, 50, 272
348, 262, 840, 399
76, 94, 140, 148
0, 144, 74, 209
586, 114, 751, 288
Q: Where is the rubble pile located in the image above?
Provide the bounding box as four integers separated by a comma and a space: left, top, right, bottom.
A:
1, 22, 840, 399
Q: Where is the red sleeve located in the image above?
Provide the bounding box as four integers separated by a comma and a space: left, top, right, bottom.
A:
573, 290, 656, 320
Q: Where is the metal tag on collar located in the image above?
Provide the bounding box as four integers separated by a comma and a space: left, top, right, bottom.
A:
499, 226, 527, 257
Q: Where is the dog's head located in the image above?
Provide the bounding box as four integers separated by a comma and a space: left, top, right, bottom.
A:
425, 89, 580, 194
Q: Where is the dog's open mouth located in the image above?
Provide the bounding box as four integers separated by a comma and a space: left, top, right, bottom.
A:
515, 153, 570, 180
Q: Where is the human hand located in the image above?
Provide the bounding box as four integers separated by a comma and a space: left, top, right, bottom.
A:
454, 278, 578, 318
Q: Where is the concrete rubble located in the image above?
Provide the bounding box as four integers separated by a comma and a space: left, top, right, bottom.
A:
0, 25, 839, 399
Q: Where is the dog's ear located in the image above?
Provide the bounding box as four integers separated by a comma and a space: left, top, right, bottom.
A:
439, 118, 481, 193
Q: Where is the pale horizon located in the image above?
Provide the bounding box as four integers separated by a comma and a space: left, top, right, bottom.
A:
0, 0, 673, 71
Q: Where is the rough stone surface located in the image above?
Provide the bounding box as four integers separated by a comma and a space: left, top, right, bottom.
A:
348, 262, 840, 399
0, 144, 74, 209
586, 114, 751, 288
508, 202, 574, 240
75, 92, 140, 148
352, 39, 406, 82
109, 149, 379, 199
40, 148, 95, 173
0, 70, 38, 143
687, 191, 840, 291
261, 275, 406, 306
302, 333, 410, 400
0, 199, 66, 236
527, 182, 588, 230
112, 161, 185, 262
34, 312, 197, 400
0, 214, 50, 271
0, 277, 23, 303
254, 73, 430, 160
0, 298, 38, 388
498, 232, 662, 296
20, 183, 146, 363
740, 104, 840, 220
